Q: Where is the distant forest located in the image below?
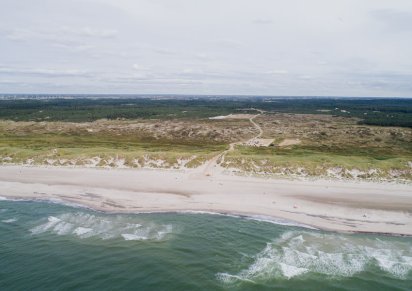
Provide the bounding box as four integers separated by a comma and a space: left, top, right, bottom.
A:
0, 97, 411, 127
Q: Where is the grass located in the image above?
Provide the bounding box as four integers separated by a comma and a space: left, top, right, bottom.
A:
0, 97, 411, 127
0, 107, 410, 180
0, 132, 226, 168
224, 145, 412, 179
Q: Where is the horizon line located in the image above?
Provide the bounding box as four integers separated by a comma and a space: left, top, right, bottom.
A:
0, 93, 411, 99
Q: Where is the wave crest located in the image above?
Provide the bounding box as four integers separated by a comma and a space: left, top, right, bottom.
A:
30, 212, 174, 241
217, 231, 412, 283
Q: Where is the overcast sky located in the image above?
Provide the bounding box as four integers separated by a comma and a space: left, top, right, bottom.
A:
1, 0, 411, 96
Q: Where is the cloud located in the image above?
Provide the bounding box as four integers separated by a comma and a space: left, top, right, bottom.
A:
252, 18, 272, 25
72, 27, 118, 38
132, 64, 148, 71
6, 28, 41, 42
266, 70, 289, 75
0, 79, 25, 85
51, 43, 95, 52
6, 26, 117, 43
1, 0, 411, 96
193, 53, 212, 60
152, 48, 177, 55
370, 9, 412, 32
0, 66, 91, 78
211, 39, 244, 48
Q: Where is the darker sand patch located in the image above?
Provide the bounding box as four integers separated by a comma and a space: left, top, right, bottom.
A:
293, 195, 412, 212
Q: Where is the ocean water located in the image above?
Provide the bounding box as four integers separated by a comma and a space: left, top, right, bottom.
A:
0, 199, 411, 290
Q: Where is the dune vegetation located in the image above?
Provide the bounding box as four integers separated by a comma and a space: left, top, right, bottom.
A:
0, 97, 411, 181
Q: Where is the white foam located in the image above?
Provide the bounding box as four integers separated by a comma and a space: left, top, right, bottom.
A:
48, 216, 61, 223
30, 212, 174, 241
217, 230, 412, 283
216, 273, 256, 284
177, 210, 240, 218
178, 211, 316, 229
121, 234, 148, 241
44, 198, 89, 209
245, 215, 317, 230
54, 221, 74, 235
0, 196, 90, 210
73, 227, 92, 236
30, 216, 61, 234
2, 218, 17, 223
156, 224, 173, 240
0, 196, 24, 202
279, 263, 308, 279
368, 248, 412, 278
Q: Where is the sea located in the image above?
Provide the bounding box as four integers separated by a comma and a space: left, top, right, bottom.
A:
0, 198, 411, 290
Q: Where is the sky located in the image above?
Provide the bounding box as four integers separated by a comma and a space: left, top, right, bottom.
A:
0, 0, 412, 97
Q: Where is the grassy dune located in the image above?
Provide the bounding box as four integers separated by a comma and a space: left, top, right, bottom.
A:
0, 116, 255, 169
0, 97, 411, 180
222, 113, 411, 180
0, 131, 227, 168
224, 145, 412, 180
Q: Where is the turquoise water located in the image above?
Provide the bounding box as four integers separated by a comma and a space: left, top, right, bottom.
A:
1, 199, 412, 290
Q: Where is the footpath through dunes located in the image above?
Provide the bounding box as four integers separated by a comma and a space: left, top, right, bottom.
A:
1, 165, 412, 236
202, 108, 265, 176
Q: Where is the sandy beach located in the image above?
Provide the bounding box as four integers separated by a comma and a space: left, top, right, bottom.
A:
0, 165, 411, 236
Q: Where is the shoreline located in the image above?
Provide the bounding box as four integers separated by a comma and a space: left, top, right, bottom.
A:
0, 196, 318, 231
0, 165, 411, 236
3, 195, 412, 238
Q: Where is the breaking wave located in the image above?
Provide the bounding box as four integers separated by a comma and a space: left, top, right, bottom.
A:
245, 215, 317, 229
2, 218, 17, 223
217, 230, 412, 283
30, 212, 174, 241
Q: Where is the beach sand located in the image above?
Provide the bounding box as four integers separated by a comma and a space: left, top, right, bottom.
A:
0, 165, 411, 236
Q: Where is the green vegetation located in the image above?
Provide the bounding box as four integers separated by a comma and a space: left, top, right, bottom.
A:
0, 98, 242, 122
0, 97, 411, 127
224, 145, 412, 179
0, 96, 410, 180
0, 132, 225, 168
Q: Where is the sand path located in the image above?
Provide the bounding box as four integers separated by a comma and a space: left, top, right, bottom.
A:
202, 109, 264, 176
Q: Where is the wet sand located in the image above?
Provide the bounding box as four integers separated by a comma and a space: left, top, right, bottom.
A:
0, 165, 411, 235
